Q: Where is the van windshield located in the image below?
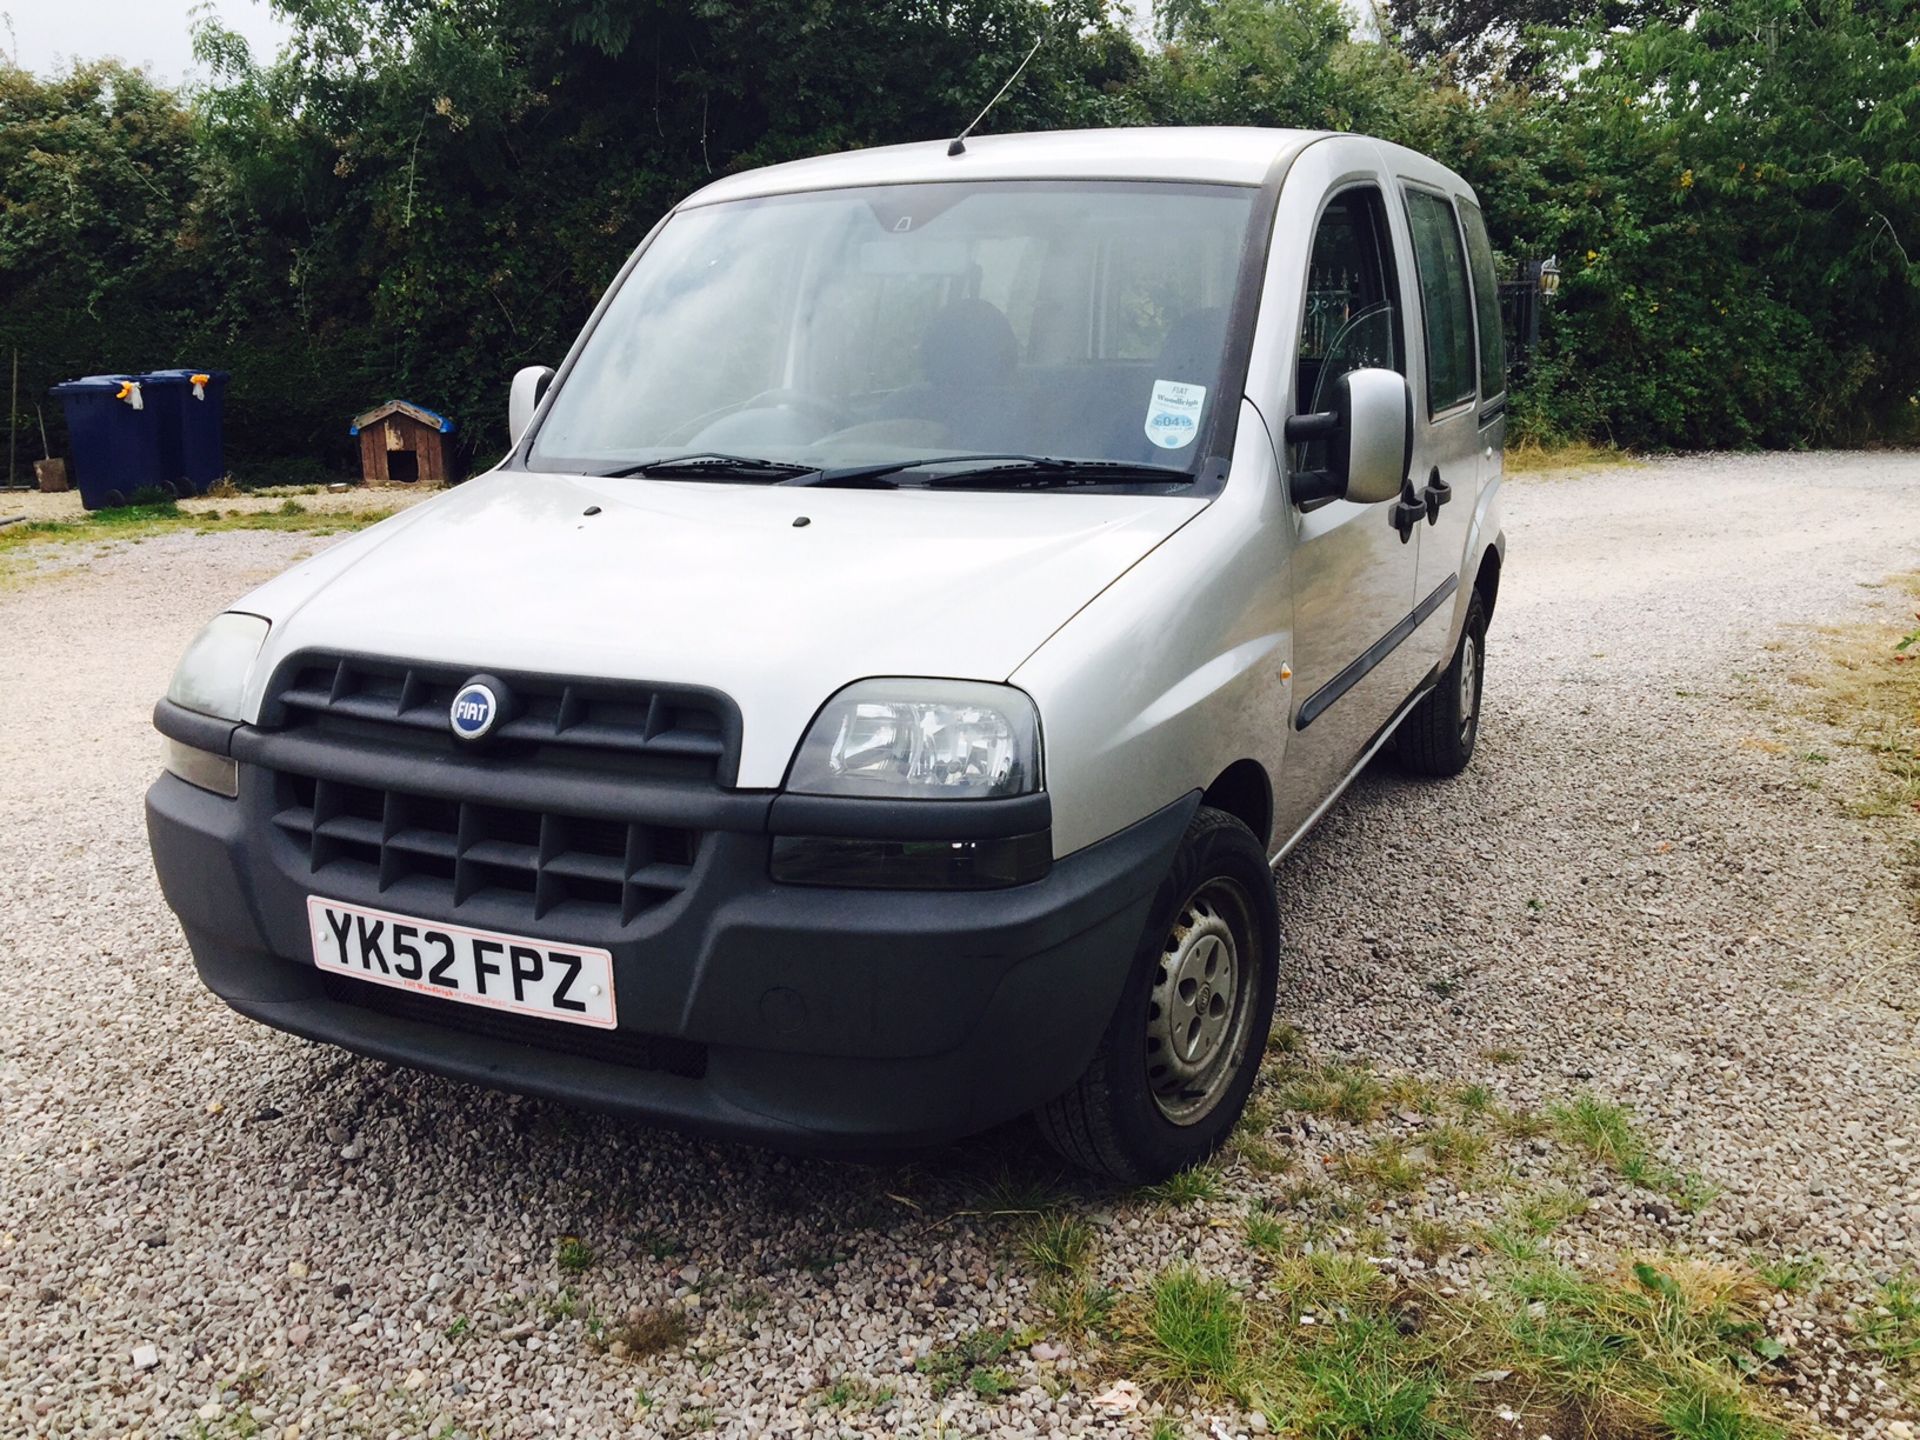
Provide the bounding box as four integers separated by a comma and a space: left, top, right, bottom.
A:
528, 181, 1255, 486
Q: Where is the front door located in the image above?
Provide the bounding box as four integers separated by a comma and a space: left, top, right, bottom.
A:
1274, 181, 1425, 844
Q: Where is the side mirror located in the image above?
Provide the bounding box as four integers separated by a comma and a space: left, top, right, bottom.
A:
1282, 367, 1411, 508
509, 365, 555, 445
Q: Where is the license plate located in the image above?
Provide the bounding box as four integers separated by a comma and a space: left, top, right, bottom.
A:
306, 897, 616, 1029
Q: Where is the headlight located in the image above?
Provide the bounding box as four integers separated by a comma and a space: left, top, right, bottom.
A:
787, 680, 1041, 799
167, 612, 270, 721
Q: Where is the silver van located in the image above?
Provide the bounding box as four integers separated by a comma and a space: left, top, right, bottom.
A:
148, 128, 1506, 1181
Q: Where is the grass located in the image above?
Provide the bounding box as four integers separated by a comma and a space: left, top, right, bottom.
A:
598, 1305, 689, 1359
555, 1236, 595, 1274
1144, 1163, 1224, 1207
1336, 1137, 1428, 1195
0, 496, 394, 553
1784, 574, 1920, 823
1503, 438, 1639, 476
1022, 1212, 1094, 1279
1858, 1274, 1920, 1368
1752, 1254, 1824, 1295
1114, 1245, 1798, 1440
1275, 1061, 1387, 1124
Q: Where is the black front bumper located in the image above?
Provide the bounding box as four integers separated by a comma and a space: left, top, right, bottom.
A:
146, 761, 1196, 1150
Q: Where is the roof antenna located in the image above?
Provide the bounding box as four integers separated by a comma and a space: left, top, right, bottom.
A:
948, 26, 1049, 157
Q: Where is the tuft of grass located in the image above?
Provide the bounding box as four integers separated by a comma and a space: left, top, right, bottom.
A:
602, 1306, 690, 1358
1023, 1213, 1094, 1279
1337, 1137, 1428, 1196
1038, 1274, 1114, 1338
1246, 1202, 1294, 1254
1452, 1082, 1497, 1115
1549, 1092, 1713, 1210
1122, 1267, 1248, 1398
1512, 1187, 1589, 1236
1427, 1121, 1490, 1177
1550, 1093, 1651, 1172
1145, 1163, 1224, 1207
1149, 1419, 1184, 1440
1752, 1254, 1823, 1295
1267, 1022, 1306, 1055
555, 1236, 595, 1274
1407, 1216, 1462, 1263
1858, 1274, 1920, 1369
1279, 1062, 1386, 1124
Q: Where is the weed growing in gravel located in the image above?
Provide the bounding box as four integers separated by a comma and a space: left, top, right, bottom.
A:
555, 1236, 595, 1273
600, 1305, 690, 1359
1551, 1093, 1653, 1173
1512, 1187, 1589, 1235
1858, 1274, 1920, 1368
1277, 1062, 1386, 1123
1145, 1163, 1224, 1207
1752, 1254, 1825, 1294
918, 1328, 1025, 1399
1038, 1274, 1115, 1338
1245, 1201, 1294, 1253
816, 1375, 895, 1411
1122, 1267, 1250, 1399
1023, 1213, 1094, 1278
1336, 1137, 1428, 1195
1452, 1082, 1497, 1114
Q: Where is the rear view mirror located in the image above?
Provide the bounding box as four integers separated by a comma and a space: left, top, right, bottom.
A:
1283, 367, 1411, 507
509, 365, 555, 444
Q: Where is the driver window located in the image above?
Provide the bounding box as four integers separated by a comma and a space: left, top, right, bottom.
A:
1292, 186, 1404, 474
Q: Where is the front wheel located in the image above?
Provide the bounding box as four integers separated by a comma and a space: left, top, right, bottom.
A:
1035, 806, 1279, 1183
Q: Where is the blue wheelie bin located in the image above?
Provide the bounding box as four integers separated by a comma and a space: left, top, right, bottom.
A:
143, 369, 231, 495
49, 375, 169, 510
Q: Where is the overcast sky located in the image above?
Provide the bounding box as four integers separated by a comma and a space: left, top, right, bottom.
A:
2, 0, 292, 85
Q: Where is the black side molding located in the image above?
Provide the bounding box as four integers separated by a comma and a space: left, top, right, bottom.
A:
1296, 575, 1460, 731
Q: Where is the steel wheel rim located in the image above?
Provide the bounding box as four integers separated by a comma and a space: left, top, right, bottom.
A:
1458, 633, 1480, 744
1145, 877, 1258, 1126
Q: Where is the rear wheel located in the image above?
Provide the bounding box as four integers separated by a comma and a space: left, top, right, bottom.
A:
1035, 806, 1279, 1184
1396, 587, 1487, 777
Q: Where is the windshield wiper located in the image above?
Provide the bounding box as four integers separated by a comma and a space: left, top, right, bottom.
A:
591, 452, 818, 480
785, 453, 1194, 489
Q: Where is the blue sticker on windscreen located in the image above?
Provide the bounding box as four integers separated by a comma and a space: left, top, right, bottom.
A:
1145, 380, 1206, 449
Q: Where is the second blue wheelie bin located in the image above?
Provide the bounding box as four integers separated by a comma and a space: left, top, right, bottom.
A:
49, 375, 167, 510
144, 369, 231, 495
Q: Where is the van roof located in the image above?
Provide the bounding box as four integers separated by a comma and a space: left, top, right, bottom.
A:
681, 127, 1328, 207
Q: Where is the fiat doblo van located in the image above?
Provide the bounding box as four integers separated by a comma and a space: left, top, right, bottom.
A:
148, 128, 1506, 1182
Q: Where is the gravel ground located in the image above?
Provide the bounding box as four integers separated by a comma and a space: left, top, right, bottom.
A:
2, 451, 1917, 1438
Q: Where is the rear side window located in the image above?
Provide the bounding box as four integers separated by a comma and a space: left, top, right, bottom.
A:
1404, 189, 1475, 414
1457, 199, 1506, 401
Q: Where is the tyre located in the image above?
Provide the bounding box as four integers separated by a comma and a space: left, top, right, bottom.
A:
1396, 586, 1487, 778
1035, 806, 1279, 1184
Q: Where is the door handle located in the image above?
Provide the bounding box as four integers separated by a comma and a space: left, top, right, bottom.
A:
1422, 467, 1451, 524
1391, 494, 1424, 542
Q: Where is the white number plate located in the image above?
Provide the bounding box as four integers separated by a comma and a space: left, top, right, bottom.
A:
307, 897, 616, 1029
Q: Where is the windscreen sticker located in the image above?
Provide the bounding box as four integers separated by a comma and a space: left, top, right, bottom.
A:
1145, 380, 1206, 449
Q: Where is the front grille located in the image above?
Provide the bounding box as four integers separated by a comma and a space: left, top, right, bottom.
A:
267, 654, 739, 787
320, 974, 708, 1077
256, 652, 742, 928
272, 772, 699, 925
